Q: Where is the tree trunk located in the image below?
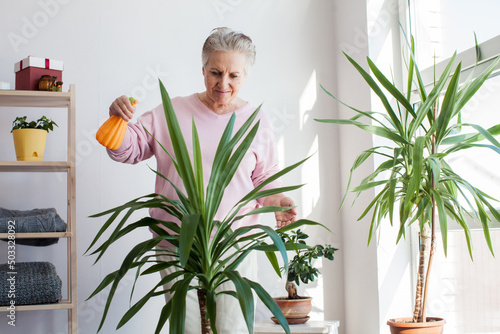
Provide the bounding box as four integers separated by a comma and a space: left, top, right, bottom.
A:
421, 204, 437, 323
415, 100, 439, 323
412, 224, 431, 322
198, 289, 213, 334
412, 100, 439, 323
286, 281, 299, 299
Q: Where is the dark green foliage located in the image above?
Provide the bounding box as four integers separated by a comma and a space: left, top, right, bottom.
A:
86, 79, 326, 334
316, 38, 500, 257
11, 115, 58, 132
316, 29, 500, 321
281, 230, 337, 285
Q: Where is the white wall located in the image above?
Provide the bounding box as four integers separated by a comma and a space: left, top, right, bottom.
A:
365, 1, 414, 332
0, 1, 396, 333
331, 1, 381, 333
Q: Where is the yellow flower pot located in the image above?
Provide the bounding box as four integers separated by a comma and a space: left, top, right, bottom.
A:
12, 128, 48, 161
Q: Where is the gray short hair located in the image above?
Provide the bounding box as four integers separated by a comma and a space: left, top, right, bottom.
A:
202, 27, 256, 76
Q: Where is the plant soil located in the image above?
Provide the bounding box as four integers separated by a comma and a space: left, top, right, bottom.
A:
391, 318, 442, 323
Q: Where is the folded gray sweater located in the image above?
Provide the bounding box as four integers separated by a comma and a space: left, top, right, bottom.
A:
0, 208, 67, 246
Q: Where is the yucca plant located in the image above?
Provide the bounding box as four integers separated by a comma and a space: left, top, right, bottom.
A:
316, 32, 500, 326
86, 79, 324, 334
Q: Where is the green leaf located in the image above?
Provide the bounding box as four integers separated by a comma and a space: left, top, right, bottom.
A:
159, 79, 199, 211
169, 275, 194, 334
155, 302, 172, 334
192, 119, 205, 213
400, 27, 428, 103
409, 52, 457, 137
141, 260, 179, 276
406, 36, 416, 101
367, 56, 416, 118
431, 188, 448, 256
206, 290, 218, 334
442, 123, 500, 145
205, 107, 261, 224
247, 279, 290, 334
96, 238, 161, 332
90, 217, 162, 258
117, 289, 164, 329
179, 214, 201, 267
264, 251, 281, 277
434, 63, 461, 144
87, 194, 151, 249
224, 271, 255, 334
453, 55, 500, 114
224, 224, 289, 272
229, 155, 311, 222
231, 201, 300, 223
403, 136, 425, 215
86, 270, 119, 301
344, 52, 403, 135
350, 179, 389, 193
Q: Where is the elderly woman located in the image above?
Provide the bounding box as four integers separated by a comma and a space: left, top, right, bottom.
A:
106, 27, 295, 333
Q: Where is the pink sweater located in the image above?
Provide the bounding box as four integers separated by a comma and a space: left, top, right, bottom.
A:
107, 93, 282, 241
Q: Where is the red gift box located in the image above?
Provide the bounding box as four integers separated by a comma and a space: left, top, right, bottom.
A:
14, 56, 64, 91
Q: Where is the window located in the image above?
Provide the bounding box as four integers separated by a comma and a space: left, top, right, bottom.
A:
410, 0, 500, 69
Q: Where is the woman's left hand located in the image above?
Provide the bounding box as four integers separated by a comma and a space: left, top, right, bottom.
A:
263, 194, 298, 228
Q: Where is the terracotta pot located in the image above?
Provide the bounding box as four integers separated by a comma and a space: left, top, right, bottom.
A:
12, 128, 47, 161
387, 317, 445, 334
272, 297, 312, 324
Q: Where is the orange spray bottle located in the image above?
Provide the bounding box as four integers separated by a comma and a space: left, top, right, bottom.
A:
96, 97, 138, 150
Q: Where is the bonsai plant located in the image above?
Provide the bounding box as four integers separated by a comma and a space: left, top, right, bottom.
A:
86, 79, 325, 334
316, 32, 500, 333
11, 115, 58, 161
271, 229, 337, 324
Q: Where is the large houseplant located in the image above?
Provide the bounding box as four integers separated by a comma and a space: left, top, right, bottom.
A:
87, 79, 324, 334
316, 33, 500, 333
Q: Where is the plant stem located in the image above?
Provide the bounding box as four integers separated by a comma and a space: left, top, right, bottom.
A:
420, 100, 439, 323
286, 281, 299, 299
198, 289, 213, 334
421, 204, 436, 323
412, 223, 430, 322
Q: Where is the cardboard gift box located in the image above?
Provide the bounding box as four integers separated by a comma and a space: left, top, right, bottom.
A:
14, 56, 63, 91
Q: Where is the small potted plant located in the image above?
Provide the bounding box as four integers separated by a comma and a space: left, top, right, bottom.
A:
11, 115, 58, 161
272, 229, 337, 324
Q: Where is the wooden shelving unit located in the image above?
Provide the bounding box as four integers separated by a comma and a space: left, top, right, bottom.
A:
0, 85, 77, 334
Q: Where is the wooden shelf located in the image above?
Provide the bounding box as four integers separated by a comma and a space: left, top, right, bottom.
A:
0, 90, 71, 108
255, 320, 340, 334
0, 300, 74, 312
0, 161, 71, 172
0, 232, 71, 238
0, 84, 78, 333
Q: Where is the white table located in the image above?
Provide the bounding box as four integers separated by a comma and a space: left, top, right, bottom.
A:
255, 320, 340, 334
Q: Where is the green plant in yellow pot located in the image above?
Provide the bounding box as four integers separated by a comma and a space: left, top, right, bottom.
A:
11, 115, 58, 161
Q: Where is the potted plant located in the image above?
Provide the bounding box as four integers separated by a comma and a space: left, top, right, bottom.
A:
11, 115, 58, 161
86, 79, 325, 334
270, 229, 337, 324
316, 32, 500, 333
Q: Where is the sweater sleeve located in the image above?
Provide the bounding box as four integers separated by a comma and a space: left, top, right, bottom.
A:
106, 106, 161, 164
252, 112, 283, 205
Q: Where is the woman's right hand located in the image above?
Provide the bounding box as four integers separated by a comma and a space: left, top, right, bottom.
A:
109, 95, 135, 121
